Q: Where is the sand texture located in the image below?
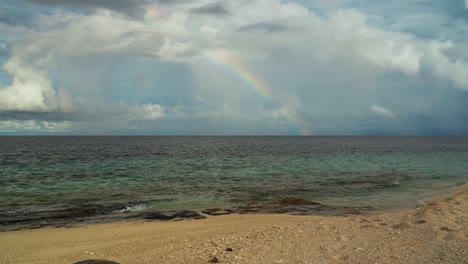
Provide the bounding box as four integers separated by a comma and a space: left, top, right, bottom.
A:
1, 187, 467, 264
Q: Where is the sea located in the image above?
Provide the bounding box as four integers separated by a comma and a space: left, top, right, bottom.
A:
0, 136, 467, 231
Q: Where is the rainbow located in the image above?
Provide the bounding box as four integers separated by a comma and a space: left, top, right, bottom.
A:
205, 50, 313, 135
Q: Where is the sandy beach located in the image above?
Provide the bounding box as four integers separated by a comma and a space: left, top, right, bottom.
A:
1, 187, 467, 264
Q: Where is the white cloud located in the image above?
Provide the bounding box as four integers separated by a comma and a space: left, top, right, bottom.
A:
129, 103, 166, 120
465, 0, 468, 9
323, 10, 422, 75
0, 120, 73, 132
0, 56, 59, 112
425, 41, 468, 89
0, 55, 79, 112
77, 102, 168, 122
370, 104, 395, 118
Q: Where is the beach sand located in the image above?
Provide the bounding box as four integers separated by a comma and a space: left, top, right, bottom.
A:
1, 187, 467, 264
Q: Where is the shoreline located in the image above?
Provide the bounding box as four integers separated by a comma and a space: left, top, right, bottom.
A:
1, 186, 467, 264
2, 183, 465, 232
0, 196, 378, 232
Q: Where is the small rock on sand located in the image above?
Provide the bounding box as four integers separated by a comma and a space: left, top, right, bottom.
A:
209, 256, 220, 263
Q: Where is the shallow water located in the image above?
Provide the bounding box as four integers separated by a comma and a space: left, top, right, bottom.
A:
0, 136, 467, 230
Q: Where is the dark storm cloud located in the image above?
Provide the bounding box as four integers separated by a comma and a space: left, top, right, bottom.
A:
238, 22, 290, 34
191, 3, 230, 16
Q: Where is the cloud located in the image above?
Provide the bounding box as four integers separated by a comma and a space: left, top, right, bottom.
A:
370, 104, 395, 118
0, 120, 73, 132
128, 103, 165, 120
0, 56, 62, 112
21, 0, 150, 17
238, 22, 290, 34
466, 0, 468, 9
19, 0, 197, 17
1, 0, 468, 134
0, 101, 169, 134
0, 10, 192, 112
424, 41, 468, 89
5, 2, 433, 77
191, 3, 229, 16
35, 10, 194, 59
323, 10, 422, 75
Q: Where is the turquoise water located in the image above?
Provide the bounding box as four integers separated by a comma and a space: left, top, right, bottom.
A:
0, 136, 467, 229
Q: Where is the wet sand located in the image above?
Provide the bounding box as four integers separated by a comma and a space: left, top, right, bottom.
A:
0, 187, 467, 264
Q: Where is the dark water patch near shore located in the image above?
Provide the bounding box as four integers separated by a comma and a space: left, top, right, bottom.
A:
203, 198, 373, 216
0, 198, 375, 231
0, 202, 146, 231
137, 210, 207, 221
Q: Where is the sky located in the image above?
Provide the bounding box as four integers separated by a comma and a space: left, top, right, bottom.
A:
0, 0, 468, 135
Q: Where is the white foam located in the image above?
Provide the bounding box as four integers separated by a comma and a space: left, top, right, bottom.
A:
118, 204, 147, 213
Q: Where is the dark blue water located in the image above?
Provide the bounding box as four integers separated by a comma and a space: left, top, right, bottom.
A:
0, 136, 467, 230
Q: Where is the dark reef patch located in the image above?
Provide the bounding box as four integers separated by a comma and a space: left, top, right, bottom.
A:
0, 197, 375, 231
